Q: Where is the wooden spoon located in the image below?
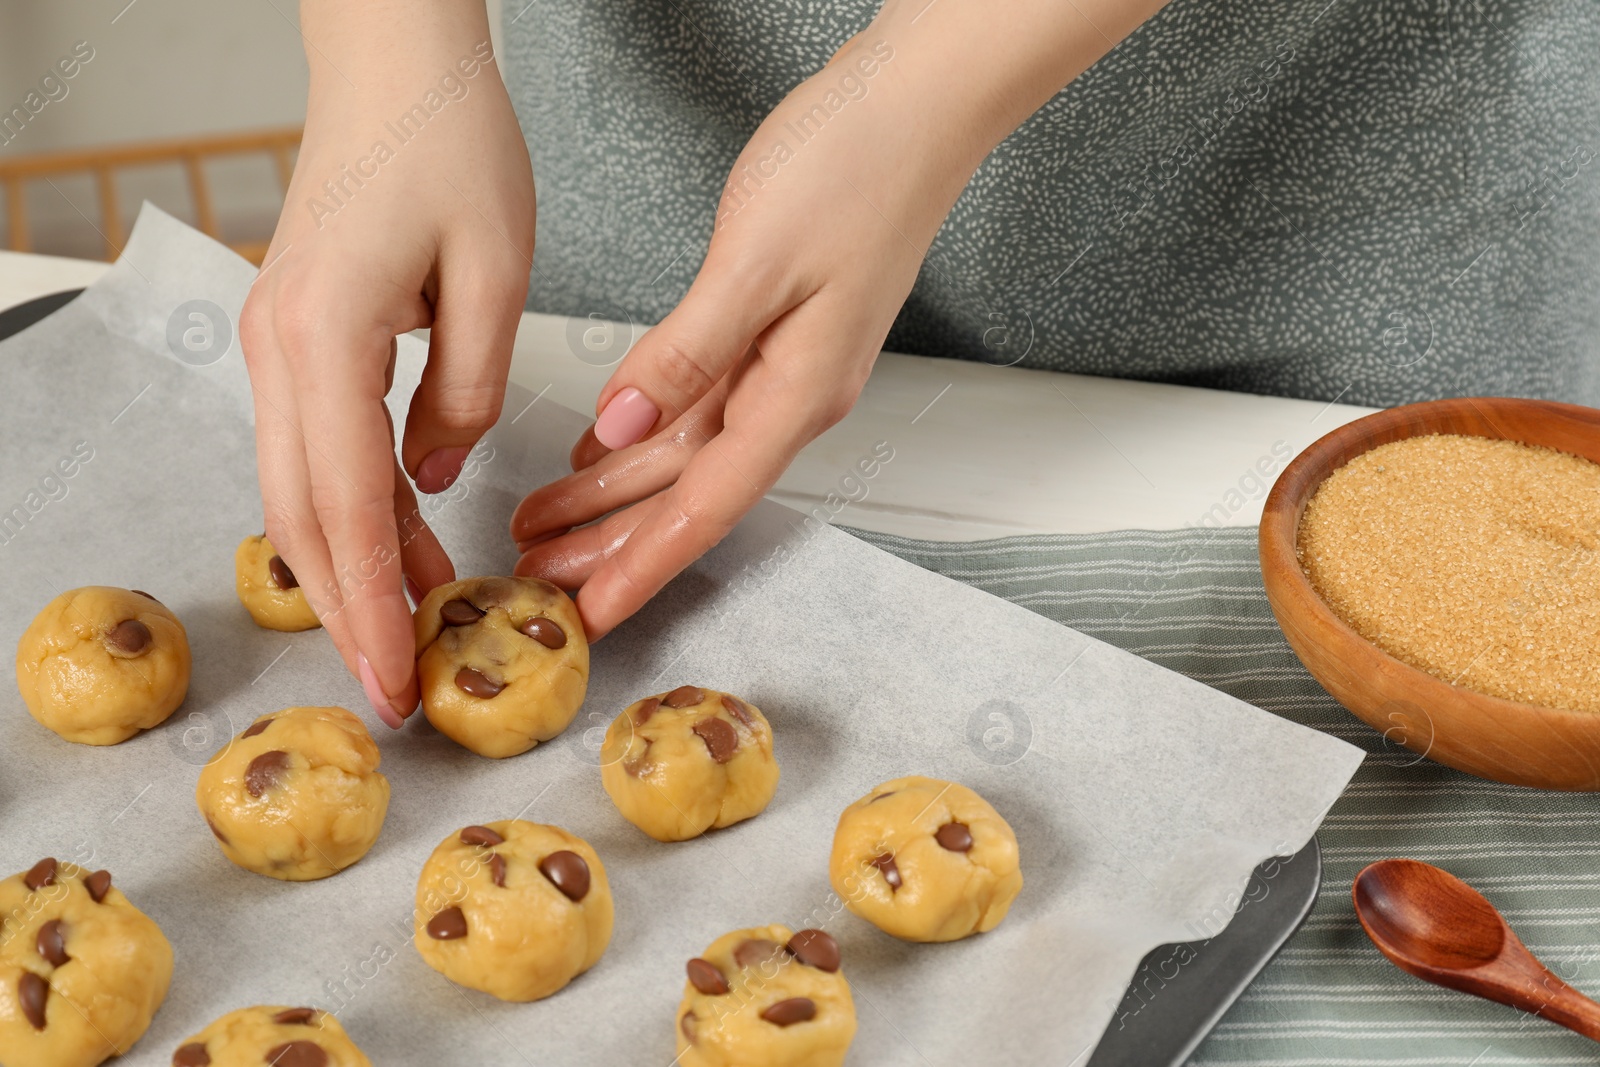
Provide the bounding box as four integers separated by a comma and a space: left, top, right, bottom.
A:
1353, 858, 1600, 1040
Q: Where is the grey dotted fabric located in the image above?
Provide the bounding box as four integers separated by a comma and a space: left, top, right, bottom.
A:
505, 0, 1600, 408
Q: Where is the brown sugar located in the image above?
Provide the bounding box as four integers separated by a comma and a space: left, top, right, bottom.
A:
1296, 433, 1600, 712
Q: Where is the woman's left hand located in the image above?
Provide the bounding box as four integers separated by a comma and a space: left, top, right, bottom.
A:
509, 0, 1170, 639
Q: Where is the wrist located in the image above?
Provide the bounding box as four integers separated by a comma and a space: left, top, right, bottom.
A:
300, 0, 496, 104
861, 0, 1174, 165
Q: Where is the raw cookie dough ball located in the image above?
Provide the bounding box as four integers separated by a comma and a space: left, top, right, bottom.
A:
676, 925, 856, 1067
600, 687, 779, 841
195, 706, 390, 881
414, 577, 589, 758
171, 1005, 371, 1067
829, 776, 1022, 943
15, 586, 191, 746
414, 820, 612, 1002
234, 534, 320, 632
0, 858, 173, 1067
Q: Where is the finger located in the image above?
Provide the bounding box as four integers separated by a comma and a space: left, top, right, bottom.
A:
402, 247, 526, 493
394, 457, 454, 592
575, 359, 832, 639
240, 299, 362, 678
589, 268, 780, 451
511, 378, 730, 545
283, 314, 417, 726
569, 426, 606, 472
514, 495, 654, 588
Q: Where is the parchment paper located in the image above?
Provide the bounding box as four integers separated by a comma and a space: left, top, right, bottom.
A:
0, 205, 1362, 1065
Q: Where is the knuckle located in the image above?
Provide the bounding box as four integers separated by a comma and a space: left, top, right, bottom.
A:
646, 337, 718, 410
425, 380, 505, 433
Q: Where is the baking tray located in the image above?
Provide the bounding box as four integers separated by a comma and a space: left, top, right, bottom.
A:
0, 286, 1322, 1066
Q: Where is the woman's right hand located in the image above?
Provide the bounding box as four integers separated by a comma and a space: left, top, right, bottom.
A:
240, 0, 534, 728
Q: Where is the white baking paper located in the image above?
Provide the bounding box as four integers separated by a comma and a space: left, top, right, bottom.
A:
0, 205, 1362, 1065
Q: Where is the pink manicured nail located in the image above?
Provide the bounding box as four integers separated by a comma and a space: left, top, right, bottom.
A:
357, 652, 404, 729
404, 575, 423, 607
593, 387, 658, 451
415, 445, 471, 494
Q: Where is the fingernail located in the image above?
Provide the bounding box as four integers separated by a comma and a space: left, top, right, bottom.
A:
357, 652, 404, 730
515, 528, 569, 554
404, 575, 423, 607
415, 445, 472, 494
593, 387, 658, 451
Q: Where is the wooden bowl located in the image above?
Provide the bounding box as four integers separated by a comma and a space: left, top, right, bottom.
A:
1259, 397, 1600, 790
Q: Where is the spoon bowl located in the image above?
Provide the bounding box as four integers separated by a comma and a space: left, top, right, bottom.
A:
1354, 858, 1600, 1041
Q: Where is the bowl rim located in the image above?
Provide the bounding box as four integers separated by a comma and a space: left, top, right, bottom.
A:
1259, 394, 1600, 724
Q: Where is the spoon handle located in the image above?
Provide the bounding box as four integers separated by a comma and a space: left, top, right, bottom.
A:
1459, 949, 1600, 1042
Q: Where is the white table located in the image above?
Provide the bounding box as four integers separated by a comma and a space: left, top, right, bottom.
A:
0, 250, 1375, 539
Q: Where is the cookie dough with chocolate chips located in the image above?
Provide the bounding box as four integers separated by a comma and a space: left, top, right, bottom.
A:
676, 925, 856, 1067
600, 687, 779, 841
413, 820, 612, 1001
234, 534, 321, 632
829, 775, 1023, 942
195, 706, 390, 881
0, 858, 173, 1067
15, 586, 191, 745
170, 1005, 371, 1067
413, 577, 589, 758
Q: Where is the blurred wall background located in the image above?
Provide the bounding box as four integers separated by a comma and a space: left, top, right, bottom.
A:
0, 0, 504, 260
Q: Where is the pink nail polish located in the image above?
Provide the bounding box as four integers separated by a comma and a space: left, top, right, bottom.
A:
593, 387, 659, 451
404, 575, 423, 606
415, 445, 472, 494
357, 652, 403, 729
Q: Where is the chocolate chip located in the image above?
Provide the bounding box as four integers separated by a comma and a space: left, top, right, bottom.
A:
538, 850, 590, 902
265, 1041, 326, 1067
36, 920, 68, 967
623, 740, 653, 778
245, 750, 291, 798
680, 1011, 697, 1043
440, 599, 484, 626
519, 616, 566, 649
23, 857, 57, 890
760, 997, 816, 1027
721, 693, 756, 726
459, 825, 505, 847
84, 869, 112, 903
686, 958, 729, 995
241, 718, 273, 739
426, 906, 467, 940
172, 1043, 211, 1066
692, 718, 738, 763
105, 619, 152, 656
786, 929, 840, 973
271, 1007, 317, 1025
267, 555, 299, 590
18, 972, 47, 1030
663, 685, 705, 708
870, 853, 902, 890
936, 822, 974, 852
132, 589, 159, 602
487, 853, 506, 888
206, 817, 229, 845
454, 667, 504, 698
733, 938, 785, 972
632, 698, 660, 727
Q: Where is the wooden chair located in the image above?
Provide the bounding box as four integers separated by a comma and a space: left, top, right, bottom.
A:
0, 126, 302, 265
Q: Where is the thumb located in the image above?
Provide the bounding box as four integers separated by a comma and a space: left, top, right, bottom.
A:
590, 265, 784, 452
402, 263, 525, 493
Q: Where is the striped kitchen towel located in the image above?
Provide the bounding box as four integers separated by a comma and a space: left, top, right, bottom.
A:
852, 525, 1600, 1066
